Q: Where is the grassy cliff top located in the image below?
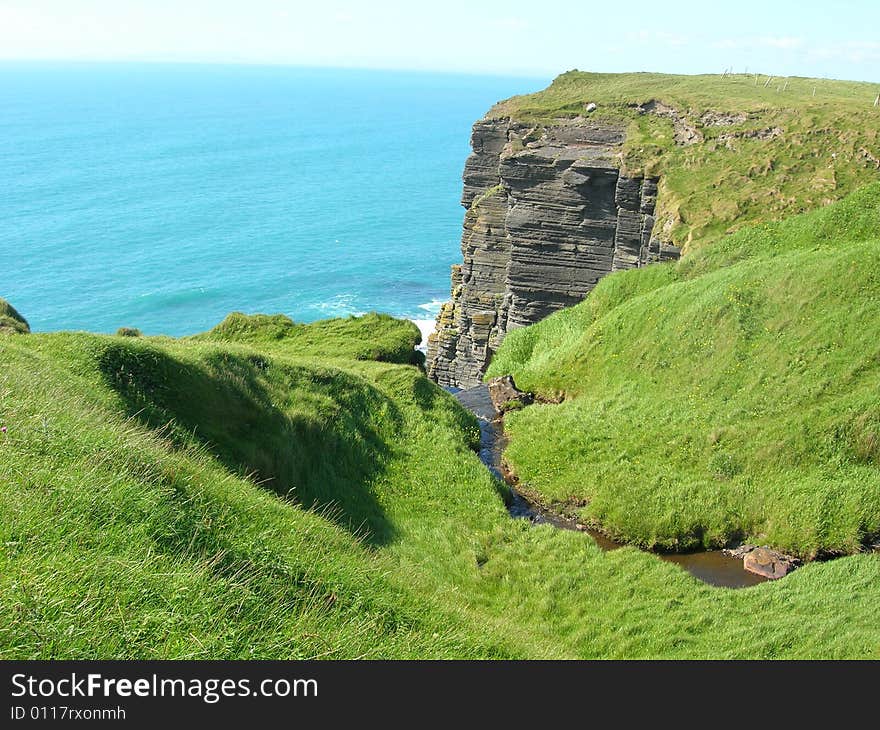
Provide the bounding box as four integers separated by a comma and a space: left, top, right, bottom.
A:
492, 71, 880, 253
196, 311, 424, 365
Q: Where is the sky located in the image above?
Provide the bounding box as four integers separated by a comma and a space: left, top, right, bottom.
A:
1, 0, 878, 82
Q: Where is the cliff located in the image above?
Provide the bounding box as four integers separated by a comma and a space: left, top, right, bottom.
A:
427, 70, 880, 388
427, 117, 679, 388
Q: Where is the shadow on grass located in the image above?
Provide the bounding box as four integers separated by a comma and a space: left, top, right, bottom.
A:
97, 340, 400, 546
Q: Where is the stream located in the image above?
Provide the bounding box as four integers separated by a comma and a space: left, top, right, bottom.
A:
453, 385, 767, 589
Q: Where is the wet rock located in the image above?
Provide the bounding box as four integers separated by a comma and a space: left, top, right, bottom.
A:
487, 375, 533, 413
742, 547, 799, 579
724, 544, 757, 559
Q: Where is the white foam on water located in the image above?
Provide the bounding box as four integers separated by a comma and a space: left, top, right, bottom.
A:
314, 293, 366, 319
409, 299, 446, 353
411, 319, 437, 353
417, 298, 446, 314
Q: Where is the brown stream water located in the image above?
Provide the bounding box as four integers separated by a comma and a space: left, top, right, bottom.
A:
455, 385, 767, 589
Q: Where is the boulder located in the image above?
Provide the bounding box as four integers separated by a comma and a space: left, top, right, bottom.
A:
742, 547, 798, 579
487, 375, 533, 413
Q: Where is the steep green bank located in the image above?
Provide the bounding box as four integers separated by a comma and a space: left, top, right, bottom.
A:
489, 183, 880, 558
1, 308, 879, 658
493, 71, 880, 252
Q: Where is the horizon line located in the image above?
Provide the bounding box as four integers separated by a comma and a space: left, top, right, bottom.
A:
0, 57, 555, 81
0, 58, 876, 86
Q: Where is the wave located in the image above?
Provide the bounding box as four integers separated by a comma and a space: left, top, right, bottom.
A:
313, 293, 366, 319
417, 298, 447, 315
410, 319, 437, 354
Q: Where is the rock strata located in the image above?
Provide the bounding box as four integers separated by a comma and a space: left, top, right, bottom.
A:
427, 117, 680, 388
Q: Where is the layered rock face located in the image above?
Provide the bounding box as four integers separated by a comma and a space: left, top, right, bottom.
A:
427, 118, 680, 388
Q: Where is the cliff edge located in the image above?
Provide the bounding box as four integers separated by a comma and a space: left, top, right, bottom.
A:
427, 70, 880, 388
426, 117, 679, 388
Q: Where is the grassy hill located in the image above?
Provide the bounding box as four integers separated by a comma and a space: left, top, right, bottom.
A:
493, 70, 880, 253
489, 183, 880, 559
1, 302, 879, 659
2, 70, 879, 660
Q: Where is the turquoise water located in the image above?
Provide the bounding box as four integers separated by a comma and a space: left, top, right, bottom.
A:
0, 63, 545, 336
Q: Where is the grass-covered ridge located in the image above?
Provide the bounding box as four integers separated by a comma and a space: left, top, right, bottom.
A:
0, 297, 30, 335
489, 183, 880, 559
199, 311, 424, 366
1, 306, 879, 658
492, 70, 880, 253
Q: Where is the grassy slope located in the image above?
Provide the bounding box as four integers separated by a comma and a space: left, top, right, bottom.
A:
489, 183, 880, 559
492, 71, 880, 252
0, 298, 29, 334
1, 312, 878, 658
196, 311, 425, 366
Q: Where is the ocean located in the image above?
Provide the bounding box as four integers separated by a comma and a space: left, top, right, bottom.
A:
0, 63, 546, 341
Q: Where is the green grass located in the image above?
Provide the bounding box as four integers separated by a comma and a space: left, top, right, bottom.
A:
2, 70, 879, 659
1, 306, 878, 658
493, 70, 880, 253
198, 311, 424, 366
488, 183, 880, 559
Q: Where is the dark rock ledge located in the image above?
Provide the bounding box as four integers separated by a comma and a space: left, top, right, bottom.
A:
426, 116, 680, 389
